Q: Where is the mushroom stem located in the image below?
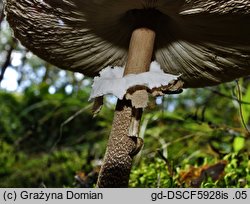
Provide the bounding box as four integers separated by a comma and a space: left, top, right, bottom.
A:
124, 28, 156, 75
97, 28, 155, 187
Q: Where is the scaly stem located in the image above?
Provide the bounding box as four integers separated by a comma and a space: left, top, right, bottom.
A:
97, 28, 155, 187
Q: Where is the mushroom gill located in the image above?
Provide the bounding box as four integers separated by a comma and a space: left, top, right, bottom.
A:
4, 0, 250, 87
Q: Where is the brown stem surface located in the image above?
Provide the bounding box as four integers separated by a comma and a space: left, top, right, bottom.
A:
97, 28, 155, 187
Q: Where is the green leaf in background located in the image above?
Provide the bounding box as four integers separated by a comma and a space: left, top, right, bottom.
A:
241, 84, 250, 125
233, 136, 245, 152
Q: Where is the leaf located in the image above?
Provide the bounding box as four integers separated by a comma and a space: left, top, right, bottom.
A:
233, 136, 245, 152
179, 161, 227, 187
241, 84, 250, 125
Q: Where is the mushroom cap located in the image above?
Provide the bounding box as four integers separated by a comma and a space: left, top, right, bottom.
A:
4, 0, 250, 87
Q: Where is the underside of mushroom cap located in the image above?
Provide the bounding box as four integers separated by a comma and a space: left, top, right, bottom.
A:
4, 0, 250, 88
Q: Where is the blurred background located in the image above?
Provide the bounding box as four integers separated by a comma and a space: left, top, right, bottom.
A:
0, 0, 249, 187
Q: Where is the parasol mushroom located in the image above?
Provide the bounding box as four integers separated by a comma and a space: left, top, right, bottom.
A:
4, 0, 250, 187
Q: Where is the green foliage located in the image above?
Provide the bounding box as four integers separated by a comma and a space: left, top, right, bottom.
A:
129, 90, 250, 187
222, 153, 250, 188
240, 82, 250, 125
129, 157, 174, 188
0, 141, 93, 187
0, 142, 17, 176
233, 137, 245, 153
0, 85, 107, 187
129, 153, 249, 188
0, 83, 250, 187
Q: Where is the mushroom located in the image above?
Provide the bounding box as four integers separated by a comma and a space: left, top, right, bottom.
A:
4, 0, 250, 187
